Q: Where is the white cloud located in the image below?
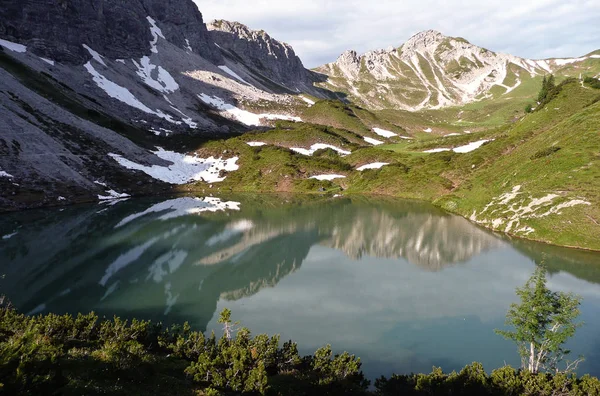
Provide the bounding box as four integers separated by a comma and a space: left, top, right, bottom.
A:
195, 0, 600, 68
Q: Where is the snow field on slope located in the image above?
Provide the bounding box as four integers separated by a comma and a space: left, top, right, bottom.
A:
372, 128, 397, 138
424, 139, 492, 153
289, 143, 351, 156
147, 16, 165, 54
309, 174, 346, 181
0, 38, 27, 53
85, 62, 195, 128
133, 56, 179, 94
109, 148, 239, 184
300, 96, 316, 106
356, 162, 389, 171
83, 44, 106, 66
198, 93, 301, 126
364, 137, 384, 145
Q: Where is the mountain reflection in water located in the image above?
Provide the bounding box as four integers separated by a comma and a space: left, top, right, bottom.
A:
1, 194, 600, 378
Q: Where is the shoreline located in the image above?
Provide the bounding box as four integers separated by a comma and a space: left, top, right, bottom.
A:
1, 186, 599, 255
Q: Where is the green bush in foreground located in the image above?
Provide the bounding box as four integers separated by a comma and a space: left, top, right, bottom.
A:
0, 302, 599, 395
376, 364, 600, 395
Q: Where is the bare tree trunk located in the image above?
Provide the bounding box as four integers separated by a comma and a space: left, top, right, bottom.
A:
529, 342, 535, 373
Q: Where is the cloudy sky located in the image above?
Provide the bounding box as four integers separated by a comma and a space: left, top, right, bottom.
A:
194, 0, 600, 68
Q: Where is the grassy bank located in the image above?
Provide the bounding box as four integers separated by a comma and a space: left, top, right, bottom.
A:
170, 81, 600, 250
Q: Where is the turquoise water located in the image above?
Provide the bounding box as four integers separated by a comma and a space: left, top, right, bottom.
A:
1, 194, 599, 379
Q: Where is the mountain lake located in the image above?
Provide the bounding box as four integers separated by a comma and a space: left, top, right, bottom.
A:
1, 194, 599, 379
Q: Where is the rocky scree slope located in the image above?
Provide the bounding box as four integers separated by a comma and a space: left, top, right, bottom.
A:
315, 30, 600, 110
0, 0, 329, 211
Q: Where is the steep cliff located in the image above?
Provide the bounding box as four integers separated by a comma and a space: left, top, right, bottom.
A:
0, 0, 222, 64
208, 20, 317, 93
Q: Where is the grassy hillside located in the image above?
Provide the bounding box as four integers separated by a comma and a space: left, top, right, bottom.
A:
438, 81, 600, 249
175, 80, 600, 250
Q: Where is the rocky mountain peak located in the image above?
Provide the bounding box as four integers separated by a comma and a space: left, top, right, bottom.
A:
401, 29, 447, 55
209, 20, 273, 43
315, 27, 590, 111
208, 19, 315, 91
332, 50, 361, 79
336, 50, 361, 68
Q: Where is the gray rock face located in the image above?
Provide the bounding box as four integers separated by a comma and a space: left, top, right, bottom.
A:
0, 0, 221, 64
0, 0, 333, 211
334, 50, 361, 79
208, 20, 313, 89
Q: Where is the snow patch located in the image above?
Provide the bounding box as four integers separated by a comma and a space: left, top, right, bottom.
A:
198, 93, 301, 126
364, 137, 384, 145
147, 16, 165, 54
554, 57, 587, 66
185, 39, 193, 52
150, 127, 173, 136
82, 44, 106, 66
453, 139, 491, 153
357, 162, 389, 171
0, 38, 27, 53
0, 170, 14, 178
218, 65, 250, 85
310, 174, 346, 181
535, 60, 552, 73
290, 143, 351, 156
168, 106, 198, 129
246, 141, 266, 147
516, 226, 535, 235
85, 62, 154, 113
109, 147, 239, 184
85, 62, 188, 126
133, 56, 179, 93
423, 128, 432, 133
301, 96, 316, 106
98, 189, 131, 201
424, 139, 491, 154
372, 128, 397, 138
2, 232, 18, 240
40, 57, 55, 66
473, 186, 591, 234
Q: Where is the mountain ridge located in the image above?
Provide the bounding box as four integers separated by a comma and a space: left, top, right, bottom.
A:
315, 29, 600, 110
0, 0, 330, 211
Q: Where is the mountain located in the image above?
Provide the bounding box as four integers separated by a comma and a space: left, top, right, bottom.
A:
315, 30, 600, 110
0, 1, 599, 251
0, 0, 330, 211
208, 20, 324, 94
